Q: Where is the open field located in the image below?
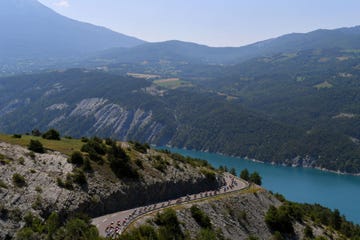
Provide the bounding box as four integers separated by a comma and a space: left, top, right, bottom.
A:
153, 78, 192, 89
314, 81, 333, 89
127, 72, 160, 79
0, 134, 84, 155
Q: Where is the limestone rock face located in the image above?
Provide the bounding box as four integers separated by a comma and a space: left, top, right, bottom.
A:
177, 191, 280, 240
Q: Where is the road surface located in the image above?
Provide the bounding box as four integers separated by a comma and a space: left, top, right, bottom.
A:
92, 173, 249, 238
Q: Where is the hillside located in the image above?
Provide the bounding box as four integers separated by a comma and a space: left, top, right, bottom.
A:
0, 69, 302, 162
122, 192, 360, 240
190, 48, 360, 172
1, 137, 359, 240
0, 135, 222, 239
0, 68, 360, 174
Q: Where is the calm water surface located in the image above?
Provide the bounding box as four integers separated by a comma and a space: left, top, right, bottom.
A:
160, 147, 360, 224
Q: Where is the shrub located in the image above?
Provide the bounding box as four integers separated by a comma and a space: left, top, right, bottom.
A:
82, 157, 93, 172
190, 205, 212, 229
35, 186, 42, 193
13, 173, 26, 187
249, 171, 262, 185
42, 129, 60, 140
240, 169, 250, 181
304, 225, 314, 239
31, 129, 41, 137
154, 160, 167, 172
135, 159, 144, 169
0, 180, 8, 189
200, 169, 216, 181
196, 228, 217, 240
64, 174, 74, 190
229, 167, 237, 176
28, 140, 45, 153
155, 208, 183, 239
32, 195, 43, 210
81, 138, 106, 156
57, 178, 65, 188
12, 134, 22, 138
133, 141, 150, 153
265, 206, 293, 234
72, 169, 87, 185
69, 151, 84, 165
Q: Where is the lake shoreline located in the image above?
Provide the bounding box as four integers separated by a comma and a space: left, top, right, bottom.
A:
157, 145, 360, 177
156, 145, 360, 225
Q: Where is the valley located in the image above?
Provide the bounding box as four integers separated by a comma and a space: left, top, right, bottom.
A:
1, 1, 360, 239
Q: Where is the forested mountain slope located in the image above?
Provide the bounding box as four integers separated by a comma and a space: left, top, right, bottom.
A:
1, 69, 360, 173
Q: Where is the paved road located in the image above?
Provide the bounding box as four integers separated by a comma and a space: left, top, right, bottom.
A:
92, 173, 248, 238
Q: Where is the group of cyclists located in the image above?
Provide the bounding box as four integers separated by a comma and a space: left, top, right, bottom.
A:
105, 174, 240, 238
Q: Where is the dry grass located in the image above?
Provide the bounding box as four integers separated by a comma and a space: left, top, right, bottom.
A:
314, 81, 333, 89
127, 72, 160, 79
0, 134, 83, 155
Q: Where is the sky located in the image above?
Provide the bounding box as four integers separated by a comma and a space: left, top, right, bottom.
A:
38, 0, 360, 47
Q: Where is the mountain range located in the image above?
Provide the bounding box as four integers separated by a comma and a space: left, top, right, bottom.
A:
1, 0, 360, 72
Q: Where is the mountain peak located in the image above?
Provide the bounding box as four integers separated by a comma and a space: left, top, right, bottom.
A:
0, 0, 145, 60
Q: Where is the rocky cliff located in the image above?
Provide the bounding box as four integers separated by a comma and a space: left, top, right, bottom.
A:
0, 140, 222, 239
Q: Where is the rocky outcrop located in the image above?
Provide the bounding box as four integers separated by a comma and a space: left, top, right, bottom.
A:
0, 141, 222, 239
132, 190, 341, 240
177, 191, 280, 240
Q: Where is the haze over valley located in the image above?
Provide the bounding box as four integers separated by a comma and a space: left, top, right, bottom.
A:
1, 0, 360, 239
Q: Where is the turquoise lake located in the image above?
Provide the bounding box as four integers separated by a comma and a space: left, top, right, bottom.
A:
160, 147, 360, 224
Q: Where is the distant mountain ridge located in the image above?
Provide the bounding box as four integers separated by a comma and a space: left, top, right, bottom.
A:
94, 25, 360, 65
1, 0, 359, 73
0, 0, 145, 61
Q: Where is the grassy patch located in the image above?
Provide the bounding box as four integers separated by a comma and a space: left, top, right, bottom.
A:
0, 180, 8, 189
127, 72, 160, 79
0, 134, 84, 155
296, 76, 306, 82
153, 78, 192, 89
314, 81, 333, 90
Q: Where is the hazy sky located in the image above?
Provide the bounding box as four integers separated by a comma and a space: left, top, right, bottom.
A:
38, 0, 360, 47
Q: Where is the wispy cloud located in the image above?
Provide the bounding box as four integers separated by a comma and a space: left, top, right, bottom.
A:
54, 0, 70, 8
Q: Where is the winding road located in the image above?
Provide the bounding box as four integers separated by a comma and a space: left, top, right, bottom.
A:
92, 173, 249, 238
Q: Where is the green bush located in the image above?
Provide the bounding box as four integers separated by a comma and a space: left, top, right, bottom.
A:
28, 140, 45, 153
72, 169, 87, 185
0, 180, 8, 189
31, 129, 41, 137
42, 129, 60, 140
240, 169, 250, 181
82, 157, 93, 172
249, 171, 262, 185
155, 208, 184, 240
12, 173, 26, 187
81, 138, 107, 156
265, 206, 293, 234
190, 205, 212, 229
12, 134, 22, 138
195, 228, 217, 240
304, 225, 314, 239
109, 143, 139, 179
69, 151, 84, 165
133, 141, 150, 153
